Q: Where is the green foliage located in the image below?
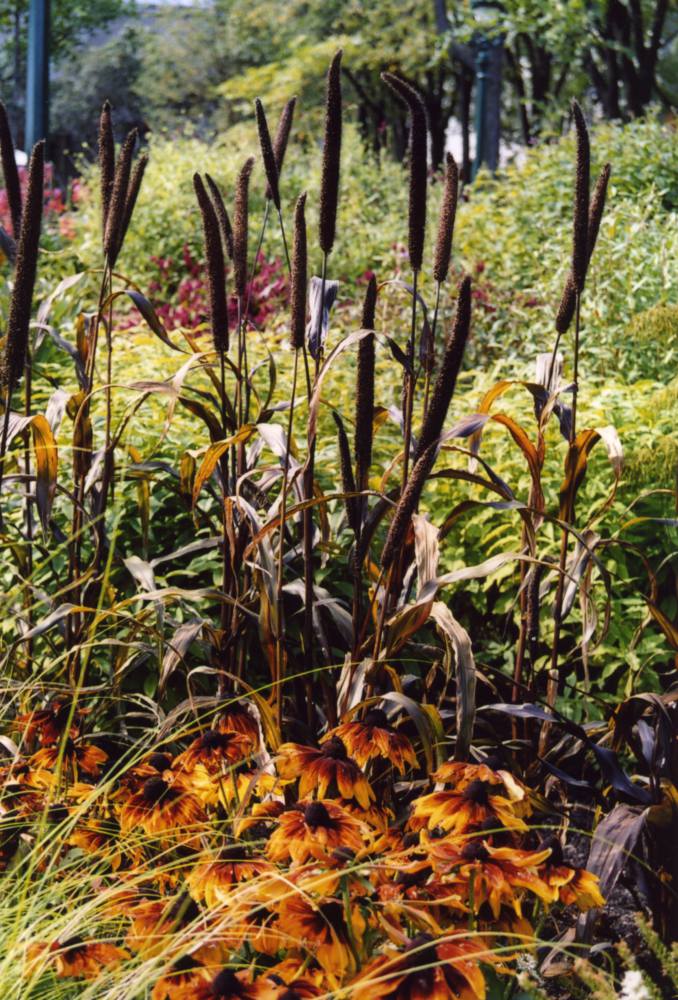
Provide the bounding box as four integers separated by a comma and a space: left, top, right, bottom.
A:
625, 304, 678, 380
454, 114, 678, 379
70, 121, 411, 286
134, 6, 229, 133
51, 27, 146, 150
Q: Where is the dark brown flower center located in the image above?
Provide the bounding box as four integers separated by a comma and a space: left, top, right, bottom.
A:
395, 865, 432, 887
59, 936, 85, 954
461, 779, 490, 804
539, 834, 563, 867
304, 800, 333, 829
364, 708, 389, 729
148, 753, 172, 772
461, 840, 490, 862
46, 805, 69, 824
407, 971, 435, 993
406, 932, 437, 967
142, 777, 170, 804
319, 900, 345, 933
218, 844, 242, 860
322, 736, 348, 760
210, 968, 245, 997
166, 895, 200, 924
171, 955, 197, 975
199, 730, 231, 751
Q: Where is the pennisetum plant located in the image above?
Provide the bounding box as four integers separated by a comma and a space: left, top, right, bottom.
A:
540, 102, 611, 745
0, 101, 23, 242
0, 140, 45, 530
381, 72, 428, 489
67, 103, 147, 679
233, 155, 255, 455
427, 152, 459, 417
250, 96, 297, 277
415, 274, 472, 464
302, 50, 343, 682
194, 172, 233, 693
274, 189, 308, 727
205, 174, 234, 262
350, 274, 378, 652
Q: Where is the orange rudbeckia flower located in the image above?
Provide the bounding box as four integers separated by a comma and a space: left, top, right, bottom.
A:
15, 697, 85, 747
348, 932, 489, 1000
276, 738, 374, 808
31, 739, 108, 779
538, 837, 604, 910
124, 895, 202, 957
217, 704, 261, 753
151, 956, 206, 1000
267, 799, 366, 865
409, 779, 529, 836
431, 759, 526, 801
118, 775, 206, 838
175, 728, 251, 774
275, 894, 364, 978
187, 844, 273, 905
426, 836, 553, 917
168, 968, 276, 999
323, 709, 417, 773
68, 818, 127, 871
26, 937, 129, 980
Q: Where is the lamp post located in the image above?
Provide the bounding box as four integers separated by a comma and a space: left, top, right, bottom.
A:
471, 0, 504, 179
25, 0, 50, 151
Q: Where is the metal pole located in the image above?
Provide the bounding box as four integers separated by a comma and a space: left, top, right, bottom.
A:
25, 0, 50, 151
472, 42, 489, 179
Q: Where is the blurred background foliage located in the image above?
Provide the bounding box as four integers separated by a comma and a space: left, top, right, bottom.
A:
0, 0, 677, 708
2, 0, 678, 162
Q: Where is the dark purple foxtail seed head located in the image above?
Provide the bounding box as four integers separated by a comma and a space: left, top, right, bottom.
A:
193, 173, 228, 354
103, 127, 137, 265
205, 174, 234, 260
556, 161, 611, 334
415, 274, 472, 462
233, 156, 255, 299
267, 96, 297, 200
255, 97, 280, 210
570, 100, 590, 294
118, 153, 148, 255
355, 275, 377, 495
381, 72, 428, 273
1, 141, 44, 393
433, 152, 459, 284
381, 442, 438, 571
98, 99, 115, 241
290, 191, 307, 349
319, 50, 343, 256
0, 101, 22, 240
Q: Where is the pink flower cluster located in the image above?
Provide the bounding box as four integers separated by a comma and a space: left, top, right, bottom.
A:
132, 245, 288, 332
0, 162, 77, 239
